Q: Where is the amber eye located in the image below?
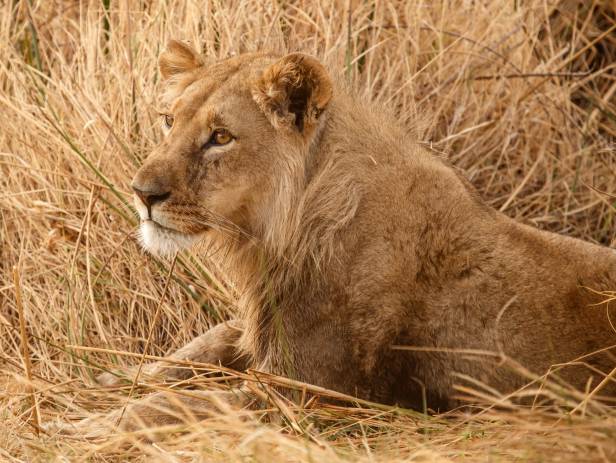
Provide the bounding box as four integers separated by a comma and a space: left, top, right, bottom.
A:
163, 114, 174, 129
211, 129, 233, 146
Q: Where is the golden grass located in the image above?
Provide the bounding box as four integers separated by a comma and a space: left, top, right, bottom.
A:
1, 0, 615, 461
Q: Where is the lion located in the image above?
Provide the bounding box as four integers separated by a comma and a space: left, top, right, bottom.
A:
97, 40, 615, 426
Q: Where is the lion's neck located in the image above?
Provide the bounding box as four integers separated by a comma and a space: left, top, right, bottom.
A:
215, 107, 362, 366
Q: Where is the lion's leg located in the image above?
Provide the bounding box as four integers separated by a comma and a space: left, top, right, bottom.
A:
97, 320, 248, 386
48, 387, 253, 437
117, 388, 252, 429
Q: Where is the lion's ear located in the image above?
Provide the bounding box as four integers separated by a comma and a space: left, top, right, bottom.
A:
253, 53, 333, 133
159, 40, 203, 80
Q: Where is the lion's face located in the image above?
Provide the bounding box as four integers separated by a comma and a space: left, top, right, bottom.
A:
131, 41, 332, 256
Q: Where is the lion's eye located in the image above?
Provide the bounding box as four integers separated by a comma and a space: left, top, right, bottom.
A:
163, 114, 174, 129
210, 129, 233, 146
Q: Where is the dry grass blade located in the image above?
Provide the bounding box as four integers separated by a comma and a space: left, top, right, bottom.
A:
12, 265, 41, 436
117, 253, 178, 428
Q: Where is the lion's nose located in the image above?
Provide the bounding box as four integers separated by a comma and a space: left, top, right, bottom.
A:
132, 185, 171, 208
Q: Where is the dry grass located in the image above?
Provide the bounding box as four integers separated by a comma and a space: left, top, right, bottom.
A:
1, 0, 615, 461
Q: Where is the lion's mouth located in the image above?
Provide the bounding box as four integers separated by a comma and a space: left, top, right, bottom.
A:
139, 219, 201, 256
144, 218, 209, 235
143, 218, 180, 233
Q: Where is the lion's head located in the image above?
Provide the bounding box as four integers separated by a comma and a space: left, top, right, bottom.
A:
131, 41, 333, 256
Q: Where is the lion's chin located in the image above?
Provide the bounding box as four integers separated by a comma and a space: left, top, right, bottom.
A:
138, 220, 200, 257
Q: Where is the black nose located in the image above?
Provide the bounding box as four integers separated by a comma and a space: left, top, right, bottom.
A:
132, 186, 171, 208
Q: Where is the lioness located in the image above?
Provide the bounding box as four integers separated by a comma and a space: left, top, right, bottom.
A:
102, 40, 616, 417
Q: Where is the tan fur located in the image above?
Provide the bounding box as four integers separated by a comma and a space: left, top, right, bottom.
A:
123, 40, 616, 417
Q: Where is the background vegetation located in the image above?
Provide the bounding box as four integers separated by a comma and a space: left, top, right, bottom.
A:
1, 0, 615, 461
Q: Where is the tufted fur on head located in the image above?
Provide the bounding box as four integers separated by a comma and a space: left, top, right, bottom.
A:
159, 40, 204, 79
158, 40, 207, 107
252, 53, 333, 136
